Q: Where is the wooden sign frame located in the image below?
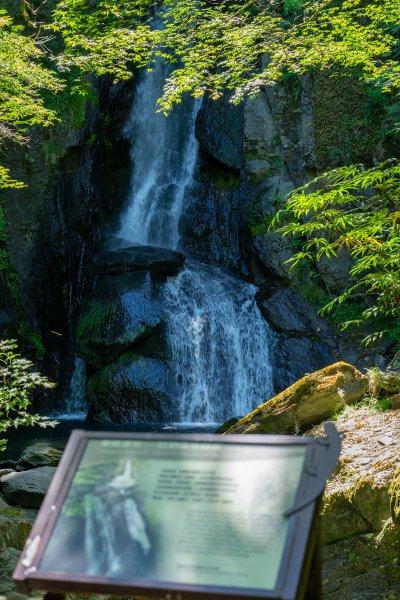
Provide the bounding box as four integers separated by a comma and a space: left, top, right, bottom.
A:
14, 426, 340, 600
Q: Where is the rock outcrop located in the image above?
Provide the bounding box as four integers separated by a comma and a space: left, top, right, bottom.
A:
195, 92, 243, 170
1, 467, 56, 508
226, 362, 368, 434
255, 283, 337, 391
319, 408, 400, 599
94, 245, 185, 276
16, 445, 63, 470
87, 352, 172, 423
76, 272, 164, 368
0, 501, 36, 551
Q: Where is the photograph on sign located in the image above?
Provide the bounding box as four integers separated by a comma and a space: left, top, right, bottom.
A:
36, 437, 307, 592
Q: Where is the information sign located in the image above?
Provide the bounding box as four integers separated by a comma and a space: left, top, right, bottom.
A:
14, 426, 340, 600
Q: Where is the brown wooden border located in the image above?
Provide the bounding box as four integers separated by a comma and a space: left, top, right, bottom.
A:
13, 431, 321, 600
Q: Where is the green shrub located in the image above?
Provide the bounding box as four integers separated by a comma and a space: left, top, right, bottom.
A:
0, 339, 58, 451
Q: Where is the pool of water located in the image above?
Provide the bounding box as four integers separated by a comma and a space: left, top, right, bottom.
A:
1, 419, 220, 461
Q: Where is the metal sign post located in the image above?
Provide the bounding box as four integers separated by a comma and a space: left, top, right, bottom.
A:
14, 424, 340, 600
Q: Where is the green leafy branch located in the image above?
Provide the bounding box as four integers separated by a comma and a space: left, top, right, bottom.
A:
273, 160, 400, 346
0, 339, 58, 451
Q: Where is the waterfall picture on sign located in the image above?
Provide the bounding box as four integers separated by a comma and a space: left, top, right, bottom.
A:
40, 454, 155, 578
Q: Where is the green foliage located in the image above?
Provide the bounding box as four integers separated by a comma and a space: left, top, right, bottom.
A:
273, 160, 400, 346
0, 9, 62, 132
0, 7, 63, 189
51, 0, 156, 80
0, 167, 25, 191
51, 0, 400, 113
0, 340, 57, 451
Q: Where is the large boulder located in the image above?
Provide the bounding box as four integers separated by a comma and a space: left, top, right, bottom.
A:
256, 283, 338, 391
195, 92, 243, 171
226, 362, 368, 434
87, 353, 172, 424
76, 272, 164, 368
94, 245, 185, 276
16, 445, 63, 470
1, 467, 56, 508
256, 284, 329, 335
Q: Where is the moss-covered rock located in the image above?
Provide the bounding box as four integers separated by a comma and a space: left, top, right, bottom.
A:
0, 547, 30, 600
0, 504, 34, 551
17, 445, 63, 470
76, 272, 164, 368
226, 362, 368, 434
389, 465, 400, 524
322, 523, 400, 600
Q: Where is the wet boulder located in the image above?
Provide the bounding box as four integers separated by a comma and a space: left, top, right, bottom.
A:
1, 467, 56, 508
195, 92, 243, 170
16, 445, 63, 470
226, 362, 368, 434
76, 272, 164, 369
87, 352, 172, 424
94, 244, 185, 276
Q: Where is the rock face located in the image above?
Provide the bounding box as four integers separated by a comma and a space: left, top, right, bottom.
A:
195, 92, 243, 170
318, 408, 400, 599
87, 353, 172, 424
256, 284, 328, 334
0, 547, 28, 600
94, 245, 185, 276
0, 503, 35, 551
76, 272, 164, 368
1, 467, 56, 508
226, 362, 368, 434
256, 283, 337, 391
1, 68, 134, 405
16, 445, 63, 470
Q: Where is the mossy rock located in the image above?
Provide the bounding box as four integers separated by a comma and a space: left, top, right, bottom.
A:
226, 362, 368, 434
0, 504, 34, 551
389, 465, 400, 524
322, 475, 392, 545
322, 522, 400, 599
76, 272, 164, 369
377, 370, 400, 394
17, 445, 63, 470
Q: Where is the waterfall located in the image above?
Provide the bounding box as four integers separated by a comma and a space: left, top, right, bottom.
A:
62, 357, 87, 419
164, 262, 275, 422
117, 58, 199, 249
115, 57, 275, 423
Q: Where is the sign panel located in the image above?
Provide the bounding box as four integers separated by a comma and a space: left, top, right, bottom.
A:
14, 429, 340, 600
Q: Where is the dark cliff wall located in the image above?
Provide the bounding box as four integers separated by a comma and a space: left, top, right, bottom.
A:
0, 78, 133, 408
194, 75, 391, 389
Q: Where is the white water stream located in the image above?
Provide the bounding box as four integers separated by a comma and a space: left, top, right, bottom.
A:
116, 60, 275, 423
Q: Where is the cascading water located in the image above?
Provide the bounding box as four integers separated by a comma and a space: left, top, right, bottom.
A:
164, 262, 274, 422
116, 58, 275, 423
60, 357, 88, 419
117, 58, 200, 249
